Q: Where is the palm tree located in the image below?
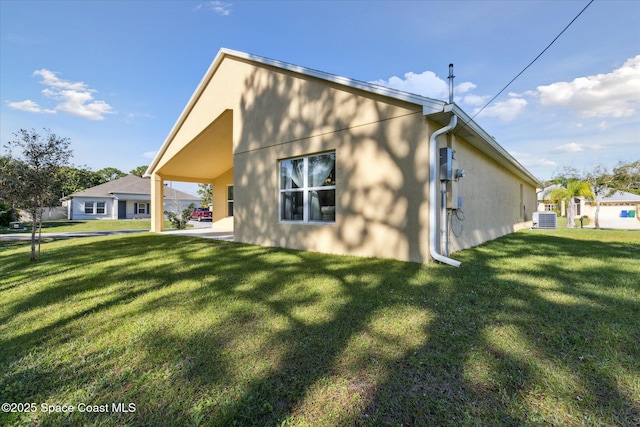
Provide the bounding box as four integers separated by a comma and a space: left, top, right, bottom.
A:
547, 180, 594, 228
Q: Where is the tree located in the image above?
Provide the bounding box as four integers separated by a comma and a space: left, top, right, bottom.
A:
197, 183, 212, 207
3, 129, 73, 261
549, 166, 580, 187
0, 199, 17, 227
164, 203, 195, 230
129, 165, 149, 178
584, 164, 614, 230
96, 167, 126, 182
611, 160, 640, 195
548, 179, 593, 228
58, 165, 103, 196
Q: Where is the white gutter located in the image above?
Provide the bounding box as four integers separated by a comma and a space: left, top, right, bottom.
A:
429, 113, 461, 267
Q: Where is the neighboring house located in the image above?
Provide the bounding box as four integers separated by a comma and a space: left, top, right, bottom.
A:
583, 190, 640, 229
62, 174, 200, 220
145, 48, 540, 264
537, 184, 563, 213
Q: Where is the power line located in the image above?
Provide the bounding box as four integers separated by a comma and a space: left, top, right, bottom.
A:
457, 0, 595, 131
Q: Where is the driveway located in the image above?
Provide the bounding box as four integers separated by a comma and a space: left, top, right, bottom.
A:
162, 220, 234, 241
0, 229, 148, 241
1, 222, 234, 242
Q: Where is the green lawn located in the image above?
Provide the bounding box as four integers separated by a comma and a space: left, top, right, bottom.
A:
1, 219, 177, 234
1, 228, 639, 426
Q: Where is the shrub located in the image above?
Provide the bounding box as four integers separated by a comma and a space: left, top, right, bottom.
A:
0, 200, 19, 227
164, 203, 195, 230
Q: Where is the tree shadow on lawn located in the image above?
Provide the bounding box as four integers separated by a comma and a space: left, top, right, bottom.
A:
356, 232, 640, 425
1, 232, 639, 426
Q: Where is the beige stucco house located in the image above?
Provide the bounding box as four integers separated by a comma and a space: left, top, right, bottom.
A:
145, 48, 540, 265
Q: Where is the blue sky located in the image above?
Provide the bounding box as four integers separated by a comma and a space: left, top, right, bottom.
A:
1, 0, 639, 194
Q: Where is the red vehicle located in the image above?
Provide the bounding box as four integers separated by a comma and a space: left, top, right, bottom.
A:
190, 207, 212, 221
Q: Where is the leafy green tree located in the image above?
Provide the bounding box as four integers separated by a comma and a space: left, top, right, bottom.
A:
611, 160, 640, 195
0, 199, 18, 227
96, 167, 126, 182
197, 183, 212, 207
0, 156, 19, 225
58, 166, 103, 196
548, 179, 593, 228
549, 166, 580, 187
3, 128, 73, 261
129, 165, 149, 178
584, 164, 614, 229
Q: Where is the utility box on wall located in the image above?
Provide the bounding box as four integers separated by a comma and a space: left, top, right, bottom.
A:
447, 178, 460, 209
439, 147, 453, 181
440, 147, 462, 210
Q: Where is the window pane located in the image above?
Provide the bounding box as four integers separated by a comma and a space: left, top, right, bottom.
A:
280, 158, 304, 189
309, 189, 335, 221
85, 202, 94, 214
96, 202, 106, 214
227, 186, 234, 201
308, 153, 335, 187
280, 191, 304, 221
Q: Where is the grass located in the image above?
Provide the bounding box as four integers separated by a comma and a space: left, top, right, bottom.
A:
1, 219, 178, 234
1, 228, 639, 426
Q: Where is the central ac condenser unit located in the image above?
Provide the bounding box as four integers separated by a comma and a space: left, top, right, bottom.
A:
532, 212, 557, 229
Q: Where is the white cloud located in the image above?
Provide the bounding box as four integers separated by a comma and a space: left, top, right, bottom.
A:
10, 69, 116, 120
537, 55, 640, 118
370, 70, 476, 102
7, 99, 55, 114
551, 142, 605, 153
456, 81, 476, 94
33, 68, 88, 91
474, 96, 528, 122
124, 112, 156, 123
195, 1, 232, 15
371, 71, 447, 99
462, 94, 489, 107
552, 142, 583, 153
142, 151, 157, 160
371, 70, 528, 121
510, 151, 558, 168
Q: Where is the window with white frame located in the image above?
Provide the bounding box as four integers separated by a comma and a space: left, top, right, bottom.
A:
280, 152, 336, 223
135, 203, 148, 214
85, 201, 107, 215
227, 185, 234, 217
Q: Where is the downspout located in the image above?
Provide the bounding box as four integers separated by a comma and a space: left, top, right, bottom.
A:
429, 113, 461, 267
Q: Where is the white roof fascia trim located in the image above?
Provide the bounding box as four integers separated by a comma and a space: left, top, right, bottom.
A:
145, 49, 230, 177
425, 104, 540, 187
226, 48, 445, 113
456, 104, 540, 187
145, 48, 446, 177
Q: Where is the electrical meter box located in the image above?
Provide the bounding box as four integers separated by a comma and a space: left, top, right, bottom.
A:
439, 147, 453, 181
439, 147, 462, 209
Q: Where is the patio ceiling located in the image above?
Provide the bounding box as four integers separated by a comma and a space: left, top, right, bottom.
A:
154, 109, 233, 184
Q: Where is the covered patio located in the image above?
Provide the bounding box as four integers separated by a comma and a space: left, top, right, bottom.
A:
147, 109, 234, 233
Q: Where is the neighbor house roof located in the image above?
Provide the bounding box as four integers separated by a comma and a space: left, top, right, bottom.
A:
65, 174, 197, 200
538, 184, 563, 201
146, 48, 540, 188
596, 190, 640, 203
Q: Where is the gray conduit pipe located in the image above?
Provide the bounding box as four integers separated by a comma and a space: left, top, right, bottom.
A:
429, 114, 462, 267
